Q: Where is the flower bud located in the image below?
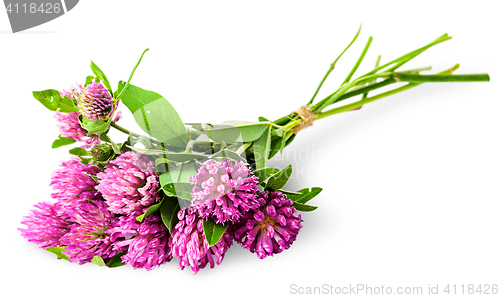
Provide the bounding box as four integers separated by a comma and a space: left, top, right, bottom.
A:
89, 143, 113, 162
76, 82, 114, 121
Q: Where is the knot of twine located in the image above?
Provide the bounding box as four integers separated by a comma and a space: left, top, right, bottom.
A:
292, 105, 317, 134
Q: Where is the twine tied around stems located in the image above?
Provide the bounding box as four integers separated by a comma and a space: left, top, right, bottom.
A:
292, 105, 317, 134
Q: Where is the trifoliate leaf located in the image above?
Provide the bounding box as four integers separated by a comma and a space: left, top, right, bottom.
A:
162, 183, 193, 201
160, 196, 181, 234
106, 252, 125, 268
90, 61, 112, 95
69, 147, 89, 157
52, 135, 76, 148
292, 202, 318, 212
253, 125, 272, 169
210, 149, 246, 162
91, 255, 106, 266
279, 189, 302, 196
265, 164, 293, 191
33, 89, 78, 113
118, 82, 188, 148
254, 167, 280, 185
206, 121, 269, 143
46, 247, 70, 261
203, 218, 228, 247
287, 187, 323, 204
136, 198, 164, 222
81, 117, 112, 136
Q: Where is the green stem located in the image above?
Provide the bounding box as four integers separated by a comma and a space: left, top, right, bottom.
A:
394, 73, 490, 83
313, 82, 353, 113
398, 66, 432, 74
110, 122, 138, 136
273, 33, 485, 129
308, 66, 334, 105
276, 34, 451, 125
333, 78, 396, 102
307, 24, 362, 105
314, 71, 393, 112
315, 83, 416, 119
374, 55, 382, 69
316, 64, 463, 120
360, 33, 451, 79
273, 78, 397, 125
110, 122, 166, 150
108, 138, 120, 154
342, 36, 373, 85
116, 48, 150, 100
362, 55, 382, 100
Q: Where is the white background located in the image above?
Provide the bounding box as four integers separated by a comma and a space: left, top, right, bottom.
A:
1, 1, 499, 297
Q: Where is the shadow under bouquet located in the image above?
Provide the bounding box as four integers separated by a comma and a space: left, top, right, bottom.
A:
20, 28, 490, 274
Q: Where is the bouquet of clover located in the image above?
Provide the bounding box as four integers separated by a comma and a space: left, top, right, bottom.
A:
20, 28, 490, 274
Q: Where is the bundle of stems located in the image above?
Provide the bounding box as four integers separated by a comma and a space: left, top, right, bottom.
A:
271, 30, 489, 150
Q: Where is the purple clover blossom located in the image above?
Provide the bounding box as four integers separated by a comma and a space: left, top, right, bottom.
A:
55, 88, 100, 148
50, 158, 102, 207
190, 159, 259, 224
96, 151, 160, 215
19, 202, 72, 249
56, 115, 99, 149
76, 82, 115, 121
55, 86, 121, 149
232, 191, 302, 259
59, 200, 117, 264
169, 207, 233, 274
54, 112, 100, 149
109, 213, 171, 270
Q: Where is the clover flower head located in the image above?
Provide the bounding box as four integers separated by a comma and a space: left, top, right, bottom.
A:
190, 159, 259, 224
169, 207, 233, 274
232, 191, 302, 259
